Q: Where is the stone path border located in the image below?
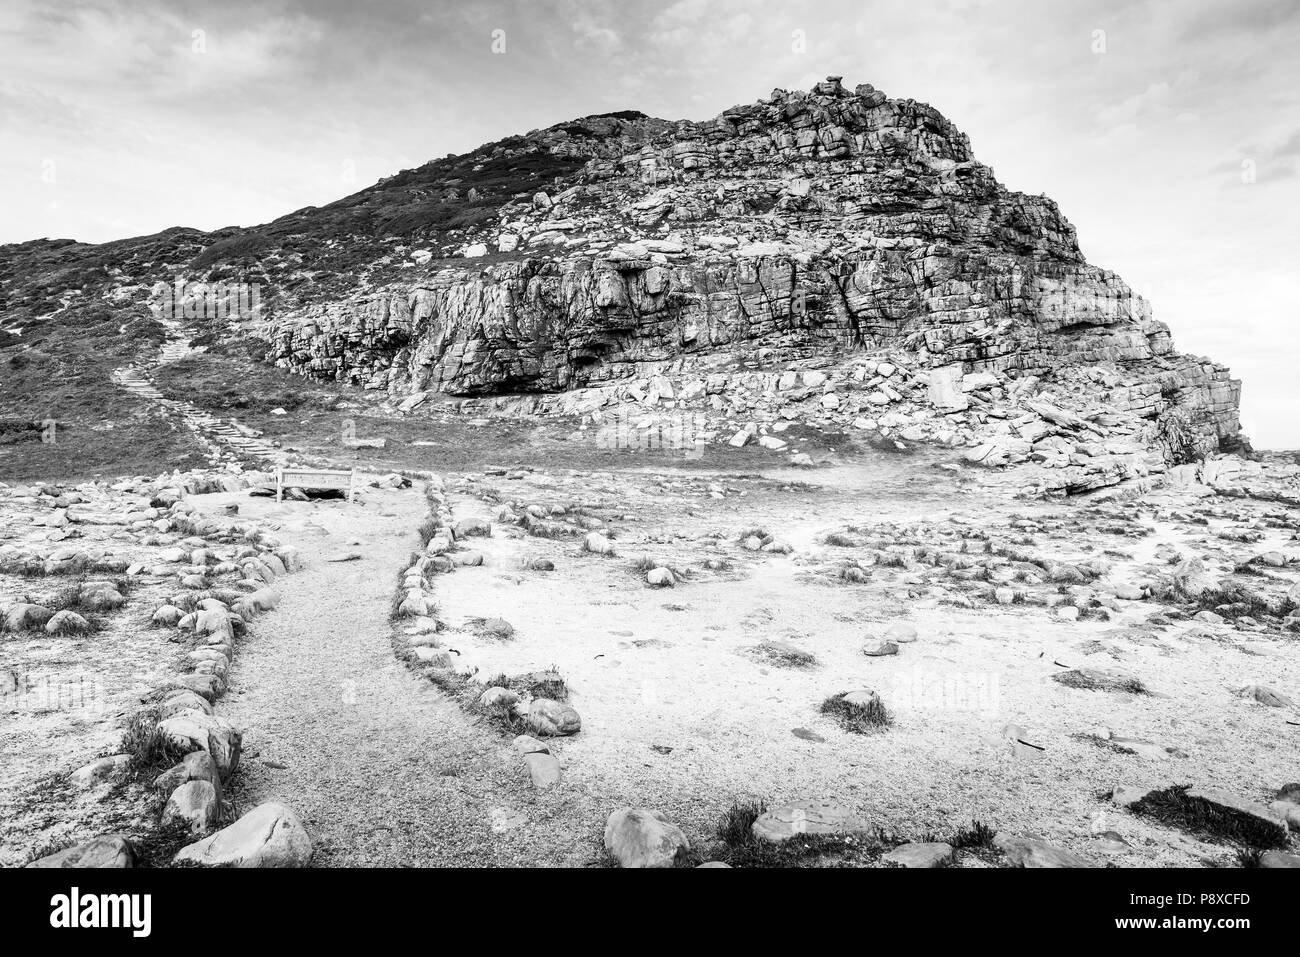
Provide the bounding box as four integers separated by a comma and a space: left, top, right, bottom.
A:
386, 475, 579, 792
25, 478, 312, 868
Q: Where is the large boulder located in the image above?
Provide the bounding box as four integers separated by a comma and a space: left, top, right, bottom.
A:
152, 604, 184, 625
157, 710, 242, 778
524, 752, 562, 790
604, 807, 689, 868
927, 365, 969, 411
231, 588, 279, 620
646, 567, 676, 587
161, 780, 221, 834
78, 583, 125, 611
751, 800, 869, 843
158, 690, 213, 719
69, 754, 131, 789
45, 610, 91, 635
153, 750, 223, 801
159, 673, 225, 702
173, 802, 312, 868
4, 603, 53, 631
882, 842, 954, 868
454, 517, 491, 538
26, 835, 135, 868
993, 833, 1094, 868
525, 699, 582, 737
193, 608, 234, 640
1172, 558, 1218, 601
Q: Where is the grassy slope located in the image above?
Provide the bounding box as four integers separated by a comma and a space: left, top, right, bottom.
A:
0, 115, 639, 481
0, 301, 206, 484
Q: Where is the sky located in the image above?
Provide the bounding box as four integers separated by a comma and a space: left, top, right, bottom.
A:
1, 0, 1297, 445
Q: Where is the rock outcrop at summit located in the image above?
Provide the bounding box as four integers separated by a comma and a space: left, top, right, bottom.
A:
265, 75, 1241, 465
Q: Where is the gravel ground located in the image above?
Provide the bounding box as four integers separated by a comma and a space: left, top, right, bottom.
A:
425, 459, 1300, 866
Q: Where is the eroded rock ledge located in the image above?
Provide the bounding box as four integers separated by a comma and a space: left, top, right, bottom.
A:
266, 76, 1242, 465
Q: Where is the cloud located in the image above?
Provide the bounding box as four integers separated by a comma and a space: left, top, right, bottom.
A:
1093, 70, 1201, 134
1209, 128, 1300, 185
572, 18, 623, 55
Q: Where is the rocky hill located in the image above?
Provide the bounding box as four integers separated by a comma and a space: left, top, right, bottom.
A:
1, 76, 1244, 493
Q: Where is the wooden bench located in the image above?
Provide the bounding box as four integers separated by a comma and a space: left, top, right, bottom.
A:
276, 467, 357, 503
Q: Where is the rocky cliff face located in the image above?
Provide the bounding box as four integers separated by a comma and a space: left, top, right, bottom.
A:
263, 76, 1241, 473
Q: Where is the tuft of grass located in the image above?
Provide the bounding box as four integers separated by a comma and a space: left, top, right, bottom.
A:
44, 578, 118, 617
716, 799, 768, 848
824, 531, 863, 548
1130, 785, 1289, 849
389, 584, 408, 621
417, 516, 440, 547
471, 694, 526, 735
22, 837, 80, 866
1197, 583, 1275, 619
721, 830, 874, 868
711, 798, 875, 868
461, 667, 570, 737
820, 692, 891, 734
121, 709, 191, 770
1077, 604, 1111, 621
752, 640, 817, 669
1053, 669, 1148, 695
1235, 847, 1264, 868
465, 616, 515, 640
131, 820, 203, 869
950, 820, 997, 849
631, 554, 658, 573
423, 667, 476, 701
517, 668, 567, 701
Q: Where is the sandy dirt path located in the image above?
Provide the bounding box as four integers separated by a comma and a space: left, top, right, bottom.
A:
210, 486, 603, 866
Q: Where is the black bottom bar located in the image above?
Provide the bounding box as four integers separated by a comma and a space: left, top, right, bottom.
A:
0, 867, 1280, 943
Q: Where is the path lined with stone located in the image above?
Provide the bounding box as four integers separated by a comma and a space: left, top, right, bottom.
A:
213, 488, 597, 866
